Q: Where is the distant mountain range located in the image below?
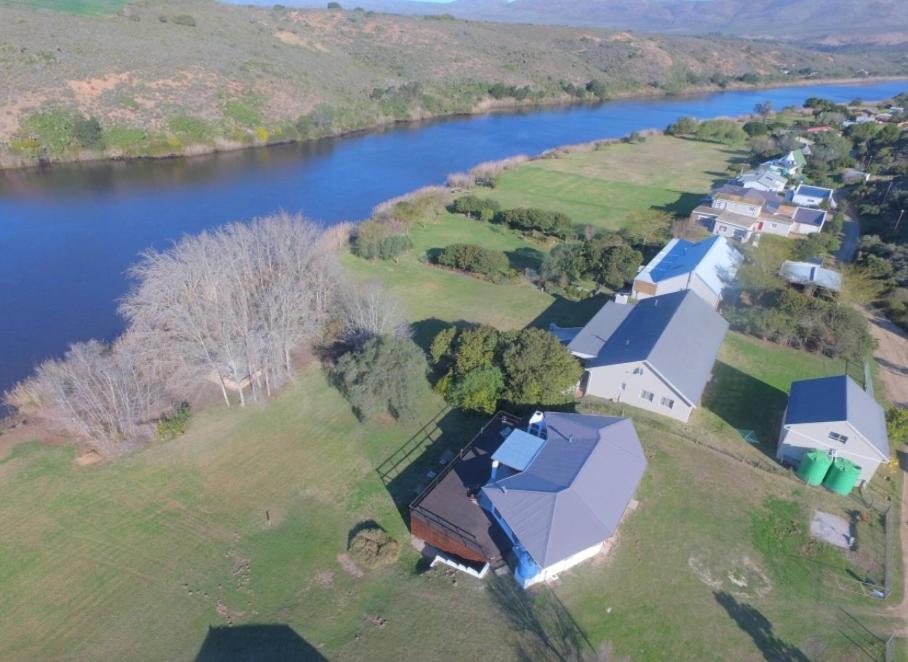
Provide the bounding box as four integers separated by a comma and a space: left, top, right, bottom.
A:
236, 0, 908, 44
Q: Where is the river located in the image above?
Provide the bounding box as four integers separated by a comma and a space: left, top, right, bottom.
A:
1, 79, 906, 394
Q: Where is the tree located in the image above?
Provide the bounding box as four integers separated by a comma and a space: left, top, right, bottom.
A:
435, 243, 510, 280
449, 195, 500, 221
121, 213, 338, 407
501, 328, 581, 405
743, 121, 768, 137
596, 245, 643, 289
340, 281, 410, 346
333, 336, 429, 421
753, 100, 773, 118
666, 116, 698, 136
4, 338, 165, 455
72, 116, 104, 150
540, 242, 587, 288
453, 326, 502, 374
447, 366, 504, 414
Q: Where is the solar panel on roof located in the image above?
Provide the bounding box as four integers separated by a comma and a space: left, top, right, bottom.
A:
492, 429, 547, 473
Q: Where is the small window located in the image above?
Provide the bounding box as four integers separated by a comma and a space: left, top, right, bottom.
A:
828, 431, 849, 443
641, 390, 655, 402
661, 397, 675, 409
632, 367, 644, 375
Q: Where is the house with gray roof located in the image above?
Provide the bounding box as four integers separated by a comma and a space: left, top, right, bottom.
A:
778, 375, 890, 486
779, 260, 842, 293
632, 235, 742, 309
568, 290, 728, 423
790, 183, 837, 209
737, 167, 788, 193
481, 412, 646, 587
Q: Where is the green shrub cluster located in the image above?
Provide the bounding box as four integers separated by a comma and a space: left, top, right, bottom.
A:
352, 220, 412, 260
435, 243, 510, 280
156, 401, 191, 440
495, 208, 572, 238
541, 236, 643, 292
449, 195, 500, 221
430, 326, 581, 414
666, 117, 747, 144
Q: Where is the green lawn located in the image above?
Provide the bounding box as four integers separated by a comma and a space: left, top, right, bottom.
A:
482, 136, 746, 230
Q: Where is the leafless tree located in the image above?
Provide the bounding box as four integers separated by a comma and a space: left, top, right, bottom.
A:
340, 280, 410, 346
120, 212, 340, 407
4, 338, 165, 456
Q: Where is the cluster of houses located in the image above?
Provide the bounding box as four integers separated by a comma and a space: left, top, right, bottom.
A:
406, 127, 898, 589
690, 146, 836, 243
408, 226, 890, 588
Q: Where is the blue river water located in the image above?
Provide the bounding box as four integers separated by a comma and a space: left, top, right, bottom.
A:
0, 79, 906, 394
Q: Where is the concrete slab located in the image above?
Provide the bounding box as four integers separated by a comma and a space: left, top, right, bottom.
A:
810, 510, 853, 549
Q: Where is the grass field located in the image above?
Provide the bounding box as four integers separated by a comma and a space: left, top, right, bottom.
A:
483, 136, 745, 230
1, 134, 903, 659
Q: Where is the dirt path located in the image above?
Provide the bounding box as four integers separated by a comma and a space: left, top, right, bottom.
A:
866, 309, 908, 408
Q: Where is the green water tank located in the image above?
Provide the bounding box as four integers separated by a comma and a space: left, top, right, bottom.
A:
796, 450, 833, 486
823, 458, 862, 495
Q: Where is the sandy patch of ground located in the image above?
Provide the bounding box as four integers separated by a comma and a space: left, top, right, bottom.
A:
865, 309, 908, 407
274, 30, 329, 52
75, 450, 102, 466
337, 553, 364, 578
0, 90, 53, 137
689, 555, 772, 598
67, 72, 134, 107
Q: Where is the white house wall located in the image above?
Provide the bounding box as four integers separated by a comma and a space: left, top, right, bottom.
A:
760, 220, 792, 237
713, 199, 761, 218
687, 273, 721, 309
585, 361, 693, 422
522, 542, 604, 587
777, 420, 885, 485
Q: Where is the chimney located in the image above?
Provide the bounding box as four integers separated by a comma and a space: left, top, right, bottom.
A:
490, 459, 500, 482
567, 434, 574, 444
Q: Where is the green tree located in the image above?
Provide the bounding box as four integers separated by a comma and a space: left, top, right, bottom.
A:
447, 366, 504, 414
887, 408, 908, 445
666, 116, 699, 136
501, 328, 581, 405
596, 245, 643, 289
72, 116, 104, 151
453, 326, 501, 374
333, 336, 429, 421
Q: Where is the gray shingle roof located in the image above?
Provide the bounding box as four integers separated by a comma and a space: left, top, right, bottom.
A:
567, 300, 632, 359
784, 375, 889, 460
482, 413, 646, 569
586, 290, 728, 405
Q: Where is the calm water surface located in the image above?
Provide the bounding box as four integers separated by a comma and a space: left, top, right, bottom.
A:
1, 80, 907, 393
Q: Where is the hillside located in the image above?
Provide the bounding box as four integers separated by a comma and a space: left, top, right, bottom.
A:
260, 0, 908, 45
1, 0, 906, 167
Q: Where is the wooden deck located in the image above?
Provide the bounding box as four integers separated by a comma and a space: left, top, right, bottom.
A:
409, 412, 520, 564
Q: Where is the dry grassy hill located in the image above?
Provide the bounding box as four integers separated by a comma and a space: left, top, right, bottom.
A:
0, 0, 905, 166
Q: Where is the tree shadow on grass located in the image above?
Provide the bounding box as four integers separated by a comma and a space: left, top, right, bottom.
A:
505, 246, 545, 272
528, 292, 611, 330
702, 361, 788, 456
195, 624, 326, 662
488, 574, 597, 662
714, 592, 809, 662
409, 318, 478, 353
651, 191, 705, 217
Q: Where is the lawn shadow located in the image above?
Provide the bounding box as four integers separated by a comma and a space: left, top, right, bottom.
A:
505, 246, 545, 272
651, 191, 705, 218
487, 574, 595, 662
409, 318, 478, 353
376, 406, 484, 521
702, 361, 788, 456
195, 624, 326, 661
528, 292, 610, 330
714, 592, 809, 662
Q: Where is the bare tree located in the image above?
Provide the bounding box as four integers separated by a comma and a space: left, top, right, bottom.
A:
340, 280, 410, 346
120, 212, 339, 407
4, 338, 165, 456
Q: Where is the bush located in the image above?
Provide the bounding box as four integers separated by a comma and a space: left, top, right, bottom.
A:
449, 195, 500, 221
333, 336, 429, 421
157, 401, 191, 440
495, 208, 572, 238
435, 243, 509, 280
172, 14, 196, 27
72, 116, 104, 151
348, 527, 399, 568
352, 220, 412, 260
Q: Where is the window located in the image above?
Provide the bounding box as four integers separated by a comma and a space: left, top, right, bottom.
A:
661, 397, 675, 409
632, 367, 644, 375
640, 390, 654, 402
828, 431, 849, 443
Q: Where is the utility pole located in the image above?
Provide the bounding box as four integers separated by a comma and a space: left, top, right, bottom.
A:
881, 180, 893, 204
895, 209, 905, 234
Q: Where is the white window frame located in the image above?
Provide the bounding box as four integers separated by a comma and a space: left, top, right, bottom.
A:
641, 390, 655, 402
660, 396, 675, 409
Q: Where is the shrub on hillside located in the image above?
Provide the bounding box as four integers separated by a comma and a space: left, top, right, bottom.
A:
332, 336, 429, 421
435, 243, 510, 280
157, 401, 191, 440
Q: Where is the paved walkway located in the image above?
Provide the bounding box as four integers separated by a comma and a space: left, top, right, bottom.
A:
836, 207, 861, 264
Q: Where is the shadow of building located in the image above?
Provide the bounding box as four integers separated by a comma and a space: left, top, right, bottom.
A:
195, 624, 326, 662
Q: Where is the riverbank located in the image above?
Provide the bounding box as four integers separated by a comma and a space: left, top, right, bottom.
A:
2, 75, 905, 173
